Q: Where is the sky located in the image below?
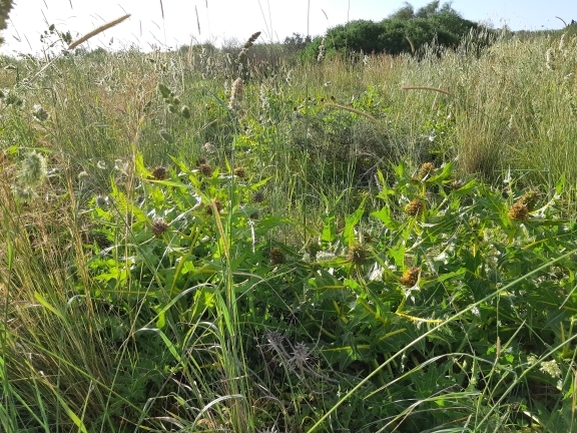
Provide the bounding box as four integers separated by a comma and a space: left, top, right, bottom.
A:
1, 0, 577, 55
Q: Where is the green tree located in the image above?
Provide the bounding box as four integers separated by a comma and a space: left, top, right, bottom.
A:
0, 0, 13, 44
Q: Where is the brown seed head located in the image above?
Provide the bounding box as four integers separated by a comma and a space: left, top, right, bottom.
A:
199, 163, 213, 177
348, 243, 367, 266
252, 190, 266, 203
234, 167, 246, 178
418, 162, 435, 179
151, 165, 168, 180
400, 267, 420, 287
518, 190, 540, 211
270, 247, 286, 265
508, 201, 529, 221
406, 199, 425, 217
152, 219, 169, 237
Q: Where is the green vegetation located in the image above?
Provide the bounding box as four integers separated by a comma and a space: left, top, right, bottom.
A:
300, 1, 484, 60
2, 18, 577, 433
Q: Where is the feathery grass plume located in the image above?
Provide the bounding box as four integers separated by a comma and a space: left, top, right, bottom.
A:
545, 48, 555, 70
317, 38, 326, 63
228, 77, 244, 112
559, 33, 567, 52
237, 31, 261, 79
68, 14, 131, 50
243, 31, 261, 49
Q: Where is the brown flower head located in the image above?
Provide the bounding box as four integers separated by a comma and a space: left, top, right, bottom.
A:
270, 247, 286, 265
406, 199, 425, 217
152, 219, 169, 237
151, 165, 168, 180
400, 267, 420, 287
418, 162, 435, 179
252, 190, 266, 203
199, 163, 213, 177
234, 167, 246, 178
347, 243, 367, 266
508, 201, 528, 221
518, 190, 540, 211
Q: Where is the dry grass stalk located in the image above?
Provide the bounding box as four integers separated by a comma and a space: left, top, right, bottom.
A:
402, 86, 452, 96
324, 102, 378, 123
68, 14, 131, 50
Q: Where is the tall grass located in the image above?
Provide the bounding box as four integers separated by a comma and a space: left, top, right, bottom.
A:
1, 28, 577, 432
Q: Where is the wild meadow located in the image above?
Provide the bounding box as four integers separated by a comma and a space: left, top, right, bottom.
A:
2, 23, 577, 433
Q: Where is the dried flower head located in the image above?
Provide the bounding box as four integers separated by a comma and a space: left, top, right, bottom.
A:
418, 162, 435, 179
270, 247, 286, 265
347, 243, 367, 266
12, 185, 35, 203
406, 199, 425, 217
151, 219, 169, 237
508, 201, 529, 221
252, 190, 266, 203
199, 163, 213, 177
203, 142, 216, 154
400, 267, 420, 287
518, 190, 540, 211
234, 167, 246, 178
449, 179, 462, 190
32, 104, 49, 122
151, 165, 168, 180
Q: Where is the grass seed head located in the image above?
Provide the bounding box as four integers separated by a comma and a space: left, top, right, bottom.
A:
228, 78, 244, 111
